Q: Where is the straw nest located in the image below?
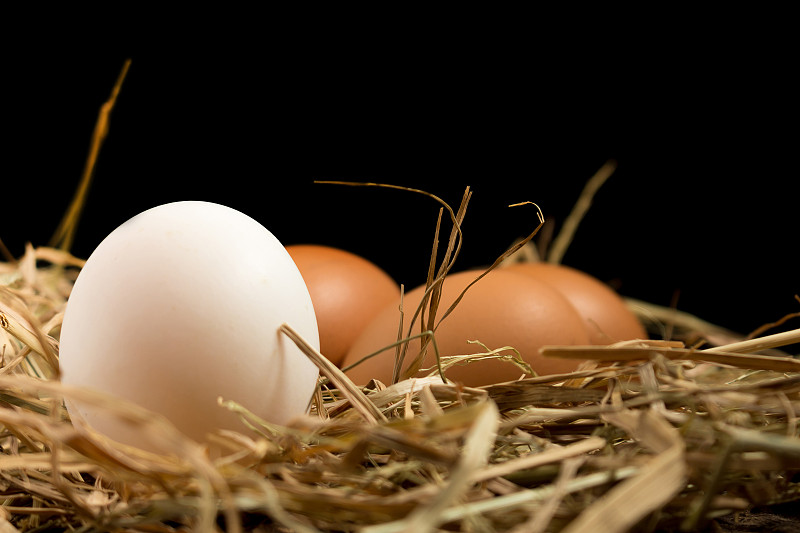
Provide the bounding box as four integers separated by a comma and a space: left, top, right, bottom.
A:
2, 62, 799, 532
2, 203, 800, 533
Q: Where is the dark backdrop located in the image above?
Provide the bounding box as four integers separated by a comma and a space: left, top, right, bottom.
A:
4, 53, 797, 338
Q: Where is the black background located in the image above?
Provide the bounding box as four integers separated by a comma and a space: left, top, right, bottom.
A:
4, 50, 797, 340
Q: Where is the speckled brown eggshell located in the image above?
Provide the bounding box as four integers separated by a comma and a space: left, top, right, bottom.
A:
287, 245, 399, 366
341, 269, 591, 387
504, 262, 646, 344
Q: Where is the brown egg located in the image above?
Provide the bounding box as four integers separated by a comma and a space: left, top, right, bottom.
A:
341, 269, 591, 386
503, 262, 646, 344
286, 245, 399, 366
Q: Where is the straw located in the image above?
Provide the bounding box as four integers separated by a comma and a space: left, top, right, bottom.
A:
2, 66, 798, 530
2, 240, 799, 531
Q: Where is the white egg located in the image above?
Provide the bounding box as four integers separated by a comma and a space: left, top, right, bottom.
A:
59, 201, 320, 451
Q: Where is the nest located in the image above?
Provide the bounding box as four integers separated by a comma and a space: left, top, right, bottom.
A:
2, 61, 799, 532
1, 243, 799, 533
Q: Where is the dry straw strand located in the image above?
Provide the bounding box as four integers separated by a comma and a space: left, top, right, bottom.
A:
49, 59, 131, 253
546, 159, 617, 265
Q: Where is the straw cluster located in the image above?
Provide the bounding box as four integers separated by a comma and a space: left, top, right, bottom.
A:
2, 59, 798, 531
1, 243, 799, 532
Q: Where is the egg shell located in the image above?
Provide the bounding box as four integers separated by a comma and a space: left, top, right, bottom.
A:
59, 201, 320, 451
503, 262, 646, 344
342, 269, 590, 386
286, 245, 399, 367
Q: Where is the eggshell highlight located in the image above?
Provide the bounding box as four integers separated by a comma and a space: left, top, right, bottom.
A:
342, 269, 590, 386
286, 245, 398, 366
504, 262, 646, 344
59, 201, 320, 450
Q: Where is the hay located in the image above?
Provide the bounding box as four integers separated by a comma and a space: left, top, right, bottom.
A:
2, 62, 799, 531
2, 228, 799, 532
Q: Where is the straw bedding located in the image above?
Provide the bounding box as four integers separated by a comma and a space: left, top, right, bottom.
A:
1, 234, 799, 532
2, 61, 799, 532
